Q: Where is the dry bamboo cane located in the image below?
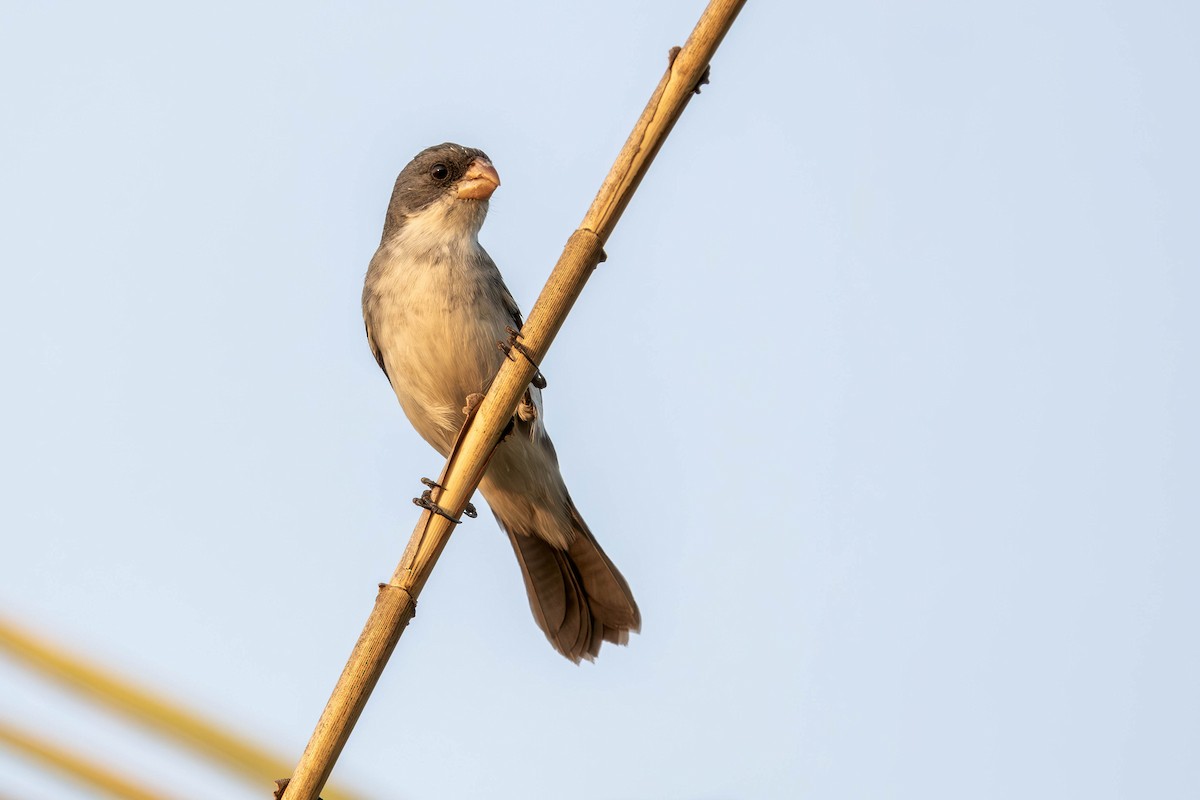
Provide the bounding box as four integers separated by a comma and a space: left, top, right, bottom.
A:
280, 2, 747, 797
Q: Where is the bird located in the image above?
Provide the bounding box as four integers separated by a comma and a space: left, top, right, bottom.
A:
362, 142, 640, 662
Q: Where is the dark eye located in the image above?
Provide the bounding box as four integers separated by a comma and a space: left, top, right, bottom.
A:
430, 163, 450, 181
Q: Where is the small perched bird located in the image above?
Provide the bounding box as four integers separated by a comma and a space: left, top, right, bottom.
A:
362, 142, 640, 662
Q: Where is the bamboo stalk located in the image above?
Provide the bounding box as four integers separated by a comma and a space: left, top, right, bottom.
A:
0, 615, 361, 800
281, 2, 747, 798
0, 717, 173, 800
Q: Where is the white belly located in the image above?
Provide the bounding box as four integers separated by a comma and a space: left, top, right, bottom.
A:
366, 246, 512, 455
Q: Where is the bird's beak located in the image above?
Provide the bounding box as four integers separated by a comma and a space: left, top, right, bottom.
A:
457, 159, 501, 200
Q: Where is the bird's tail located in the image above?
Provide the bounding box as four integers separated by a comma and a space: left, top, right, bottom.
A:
503, 500, 640, 663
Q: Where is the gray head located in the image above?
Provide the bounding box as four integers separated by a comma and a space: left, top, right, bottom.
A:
381, 142, 500, 242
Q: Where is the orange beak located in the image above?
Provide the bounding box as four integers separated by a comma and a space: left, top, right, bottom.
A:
457, 159, 501, 200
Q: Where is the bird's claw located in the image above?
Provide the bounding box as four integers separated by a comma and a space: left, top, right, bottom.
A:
413, 490, 476, 524
499, 326, 547, 389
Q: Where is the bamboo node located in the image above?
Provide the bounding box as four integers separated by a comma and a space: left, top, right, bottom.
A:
666, 45, 712, 94
567, 228, 607, 268
375, 583, 413, 603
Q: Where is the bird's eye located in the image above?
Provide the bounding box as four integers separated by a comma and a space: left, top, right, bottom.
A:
430, 163, 450, 181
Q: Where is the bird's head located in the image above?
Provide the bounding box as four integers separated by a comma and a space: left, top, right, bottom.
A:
382, 142, 500, 245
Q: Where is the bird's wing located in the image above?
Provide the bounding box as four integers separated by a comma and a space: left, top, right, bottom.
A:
363, 306, 391, 385
499, 282, 525, 330
487, 268, 549, 445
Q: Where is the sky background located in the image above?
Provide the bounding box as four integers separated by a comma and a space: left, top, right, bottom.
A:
1, 1, 1197, 798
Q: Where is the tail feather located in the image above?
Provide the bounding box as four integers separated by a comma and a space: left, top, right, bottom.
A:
566, 502, 640, 629
507, 531, 568, 634
503, 502, 640, 663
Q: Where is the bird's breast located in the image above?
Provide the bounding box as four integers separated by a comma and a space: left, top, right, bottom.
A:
366, 247, 511, 453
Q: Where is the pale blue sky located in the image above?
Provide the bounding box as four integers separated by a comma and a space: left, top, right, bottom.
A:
1, 2, 1197, 798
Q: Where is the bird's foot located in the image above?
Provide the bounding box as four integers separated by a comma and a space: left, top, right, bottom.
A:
462, 392, 486, 417
413, 489, 477, 524
498, 326, 547, 389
